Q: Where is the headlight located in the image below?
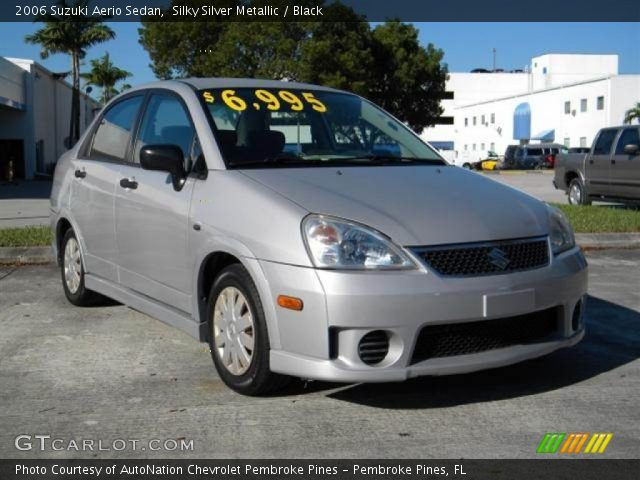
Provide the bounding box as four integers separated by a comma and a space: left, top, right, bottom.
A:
547, 205, 575, 255
302, 215, 416, 270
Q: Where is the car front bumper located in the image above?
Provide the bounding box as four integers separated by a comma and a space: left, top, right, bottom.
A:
261, 246, 588, 383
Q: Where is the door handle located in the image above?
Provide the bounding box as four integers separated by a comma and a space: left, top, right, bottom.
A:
589, 159, 594, 164
119, 178, 138, 190
74, 169, 86, 179
611, 159, 616, 165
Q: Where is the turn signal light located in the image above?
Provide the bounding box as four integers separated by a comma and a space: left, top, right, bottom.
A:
277, 295, 304, 311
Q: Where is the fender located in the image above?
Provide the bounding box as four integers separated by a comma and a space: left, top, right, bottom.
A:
191, 232, 282, 350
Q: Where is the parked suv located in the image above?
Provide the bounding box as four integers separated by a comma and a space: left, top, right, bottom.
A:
51, 79, 587, 395
554, 126, 640, 205
503, 143, 566, 170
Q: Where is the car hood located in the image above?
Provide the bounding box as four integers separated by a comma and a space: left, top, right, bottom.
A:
240, 166, 550, 246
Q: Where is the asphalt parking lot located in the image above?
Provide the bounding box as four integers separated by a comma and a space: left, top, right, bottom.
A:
1, 249, 638, 459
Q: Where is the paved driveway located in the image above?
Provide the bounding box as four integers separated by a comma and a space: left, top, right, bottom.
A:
481, 171, 567, 204
0, 249, 638, 459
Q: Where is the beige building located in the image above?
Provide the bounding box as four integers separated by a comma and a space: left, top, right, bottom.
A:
0, 57, 99, 180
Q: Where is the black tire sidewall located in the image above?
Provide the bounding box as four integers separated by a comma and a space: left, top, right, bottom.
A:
207, 264, 271, 395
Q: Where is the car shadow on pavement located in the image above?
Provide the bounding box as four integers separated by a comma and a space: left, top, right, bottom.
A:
323, 295, 640, 408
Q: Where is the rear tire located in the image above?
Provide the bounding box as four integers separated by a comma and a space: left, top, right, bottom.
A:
60, 229, 101, 306
207, 264, 290, 395
568, 178, 591, 205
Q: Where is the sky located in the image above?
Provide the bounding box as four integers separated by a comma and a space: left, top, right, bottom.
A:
0, 22, 638, 92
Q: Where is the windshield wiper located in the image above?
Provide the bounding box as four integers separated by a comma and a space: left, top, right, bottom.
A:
334, 155, 445, 165
229, 154, 323, 168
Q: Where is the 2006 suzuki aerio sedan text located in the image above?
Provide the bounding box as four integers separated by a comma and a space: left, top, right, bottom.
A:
51, 78, 588, 395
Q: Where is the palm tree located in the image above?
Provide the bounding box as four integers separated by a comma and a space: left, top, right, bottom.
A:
81, 53, 131, 105
624, 102, 640, 125
25, 0, 115, 144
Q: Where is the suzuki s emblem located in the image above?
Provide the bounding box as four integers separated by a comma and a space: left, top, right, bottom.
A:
488, 247, 510, 270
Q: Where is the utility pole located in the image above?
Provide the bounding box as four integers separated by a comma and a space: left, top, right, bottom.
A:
492, 48, 497, 72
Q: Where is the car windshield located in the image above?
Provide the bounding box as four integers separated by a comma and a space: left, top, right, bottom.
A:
199, 88, 444, 168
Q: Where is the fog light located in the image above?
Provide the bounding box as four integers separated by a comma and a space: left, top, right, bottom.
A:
572, 300, 583, 332
358, 330, 389, 365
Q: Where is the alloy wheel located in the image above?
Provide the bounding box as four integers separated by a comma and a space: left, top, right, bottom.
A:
63, 237, 82, 294
213, 287, 255, 376
569, 183, 581, 205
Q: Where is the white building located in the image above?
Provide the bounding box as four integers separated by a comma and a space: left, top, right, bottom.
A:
0, 57, 99, 180
423, 54, 640, 163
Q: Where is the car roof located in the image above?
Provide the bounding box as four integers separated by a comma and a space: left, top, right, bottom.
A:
179, 77, 346, 93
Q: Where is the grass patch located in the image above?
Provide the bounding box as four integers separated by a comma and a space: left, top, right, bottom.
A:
0, 226, 51, 247
551, 203, 640, 233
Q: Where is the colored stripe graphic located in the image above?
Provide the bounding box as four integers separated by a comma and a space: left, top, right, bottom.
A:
538, 433, 613, 454
537, 433, 566, 453
584, 433, 613, 454
560, 433, 589, 453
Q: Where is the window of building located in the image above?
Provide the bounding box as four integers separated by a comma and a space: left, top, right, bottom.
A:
464, 117, 468, 127
464, 144, 468, 151
580, 137, 587, 148
481, 115, 485, 125
90, 95, 144, 162
472, 144, 476, 151
597, 96, 605, 110
490, 142, 495, 151
581, 99, 587, 113
564, 137, 570, 148
490, 113, 495, 124
473, 117, 476, 126
481, 143, 485, 150
564, 101, 571, 114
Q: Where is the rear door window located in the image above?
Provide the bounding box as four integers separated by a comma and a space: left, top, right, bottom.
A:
614, 128, 640, 154
593, 129, 618, 155
527, 148, 543, 156
90, 96, 143, 162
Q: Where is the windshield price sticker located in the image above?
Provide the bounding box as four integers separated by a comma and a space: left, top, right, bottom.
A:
202, 89, 327, 113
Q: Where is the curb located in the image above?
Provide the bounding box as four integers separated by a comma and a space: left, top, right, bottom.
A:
0, 246, 54, 265
575, 233, 640, 250
1, 234, 640, 265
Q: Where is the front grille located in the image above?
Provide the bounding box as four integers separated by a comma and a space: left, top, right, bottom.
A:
412, 237, 549, 277
358, 330, 389, 365
411, 307, 559, 364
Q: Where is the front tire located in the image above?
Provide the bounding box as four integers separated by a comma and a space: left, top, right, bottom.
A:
60, 229, 101, 306
568, 178, 591, 205
207, 264, 290, 395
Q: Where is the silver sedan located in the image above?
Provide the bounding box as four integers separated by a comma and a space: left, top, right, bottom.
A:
50, 78, 587, 395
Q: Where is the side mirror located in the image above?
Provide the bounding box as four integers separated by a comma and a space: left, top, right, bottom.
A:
623, 144, 639, 155
140, 144, 186, 190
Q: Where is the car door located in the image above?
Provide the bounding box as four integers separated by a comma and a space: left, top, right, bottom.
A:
587, 128, 618, 196
70, 95, 144, 282
114, 91, 198, 314
610, 127, 640, 199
